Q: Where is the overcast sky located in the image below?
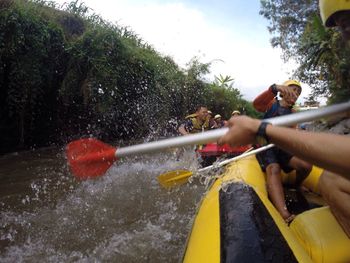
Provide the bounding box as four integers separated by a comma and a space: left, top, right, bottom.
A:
53, 0, 311, 102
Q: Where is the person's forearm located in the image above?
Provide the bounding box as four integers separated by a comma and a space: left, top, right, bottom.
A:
266, 126, 350, 177
178, 125, 188, 135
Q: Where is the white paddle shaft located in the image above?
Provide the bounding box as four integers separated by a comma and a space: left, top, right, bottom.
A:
116, 101, 350, 158
198, 144, 274, 173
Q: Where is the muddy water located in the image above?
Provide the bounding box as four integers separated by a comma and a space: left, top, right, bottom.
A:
0, 146, 208, 262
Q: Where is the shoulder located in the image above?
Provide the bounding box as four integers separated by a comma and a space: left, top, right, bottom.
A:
185, 113, 198, 119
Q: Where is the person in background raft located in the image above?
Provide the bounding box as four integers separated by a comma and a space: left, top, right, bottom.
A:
206, 110, 217, 130
253, 80, 312, 224
218, 0, 350, 236
178, 106, 213, 166
231, 110, 241, 117
178, 105, 209, 135
213, 114, 226, 128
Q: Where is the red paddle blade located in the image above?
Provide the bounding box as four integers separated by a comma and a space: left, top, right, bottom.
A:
197, 143, 251, 157
66, 138, 117, 180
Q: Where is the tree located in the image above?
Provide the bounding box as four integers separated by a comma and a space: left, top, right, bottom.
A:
260, 0, 350, 103
259, 0, 318, 60
205, 75, 260, 119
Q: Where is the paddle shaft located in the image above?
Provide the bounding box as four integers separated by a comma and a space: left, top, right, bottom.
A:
116, 101, 350, 158
198, 144, 274, 173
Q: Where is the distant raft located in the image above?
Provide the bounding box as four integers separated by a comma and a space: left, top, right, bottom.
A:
182, 155, 350, 263
196, 143, 251, 157
196, 143, 251, 167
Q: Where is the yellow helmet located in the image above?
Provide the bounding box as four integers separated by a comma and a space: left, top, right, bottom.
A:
214, 114, 222, 119
319, 0, 350, 27
231, 110, 241, 115
283, 80, 302, 89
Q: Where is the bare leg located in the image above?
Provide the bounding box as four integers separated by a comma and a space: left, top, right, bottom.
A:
266, 163, 292, 220
288, 156, 312, 188
319, 171, 350, 238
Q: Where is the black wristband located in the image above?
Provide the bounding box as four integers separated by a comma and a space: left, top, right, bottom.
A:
256, 122, 271, 146
270, 84, 278, 95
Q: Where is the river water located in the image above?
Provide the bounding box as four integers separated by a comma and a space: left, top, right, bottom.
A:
0, 145, 209, 262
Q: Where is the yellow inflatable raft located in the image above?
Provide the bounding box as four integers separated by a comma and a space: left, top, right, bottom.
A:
182, 156, 350, 263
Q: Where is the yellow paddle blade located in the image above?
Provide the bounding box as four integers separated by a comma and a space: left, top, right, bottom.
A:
157, 170, 194, 188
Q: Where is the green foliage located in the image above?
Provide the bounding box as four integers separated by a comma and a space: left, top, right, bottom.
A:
0, 0, 256, 152
0, 1, 67, 148
180, 57, 211, 114
259, 0, 318, 60
204, 75, 260, 119
241, 100, 263, 119
205, 84, 240, 120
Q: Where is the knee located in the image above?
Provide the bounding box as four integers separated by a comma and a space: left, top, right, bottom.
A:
266, 163, 281, 176
296, 160, 312, 175
318, 171, 341, 200
319, 171, 346, 193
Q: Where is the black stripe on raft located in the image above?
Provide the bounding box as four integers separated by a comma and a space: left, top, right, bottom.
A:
219, 183, 297, 263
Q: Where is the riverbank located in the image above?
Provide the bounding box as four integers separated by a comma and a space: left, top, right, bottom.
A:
303, 116, 350, 135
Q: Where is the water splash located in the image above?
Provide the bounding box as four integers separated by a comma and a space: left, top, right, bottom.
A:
0, 148, 205, 262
